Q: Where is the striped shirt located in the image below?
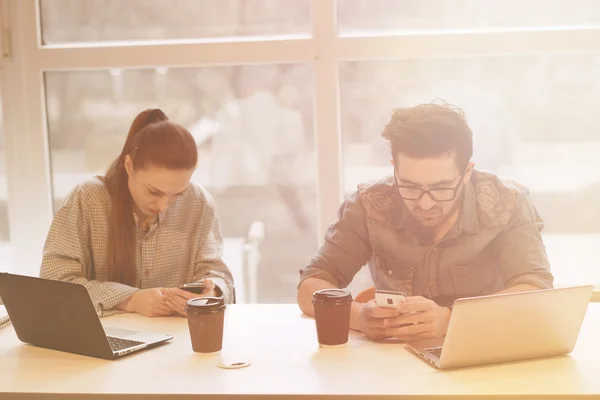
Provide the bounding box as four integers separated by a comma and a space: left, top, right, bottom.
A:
40, 178, 234, 317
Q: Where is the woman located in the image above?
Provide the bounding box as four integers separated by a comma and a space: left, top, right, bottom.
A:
40, 109, 234, 317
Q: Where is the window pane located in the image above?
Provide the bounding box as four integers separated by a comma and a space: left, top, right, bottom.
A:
40, 0, 310, 44
0, 88, 11, 273
341, 55, 600, 289
338, 0, 600, 35
45, 65, 317, 303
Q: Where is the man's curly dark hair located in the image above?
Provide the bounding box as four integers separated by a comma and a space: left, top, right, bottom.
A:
381, 100, 473, 170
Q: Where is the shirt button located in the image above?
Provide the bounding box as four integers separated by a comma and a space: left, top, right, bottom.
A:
388, 270, 393, 275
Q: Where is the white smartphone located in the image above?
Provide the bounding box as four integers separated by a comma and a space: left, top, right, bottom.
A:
375, 289, 406, 308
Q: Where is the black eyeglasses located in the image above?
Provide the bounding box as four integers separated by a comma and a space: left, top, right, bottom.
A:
393, 168, 466, 202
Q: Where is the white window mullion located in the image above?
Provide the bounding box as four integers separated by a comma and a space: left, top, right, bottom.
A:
39, 38, 316, 69
2, 0, 53, 276
336, 28, 600, 60
312, 0, 343, 240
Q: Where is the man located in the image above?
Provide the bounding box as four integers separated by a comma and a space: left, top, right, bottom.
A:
297, 102, 553, 341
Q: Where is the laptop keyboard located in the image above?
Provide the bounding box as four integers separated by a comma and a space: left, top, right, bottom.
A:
107, 336, 145, 352
425, 346, 443, 358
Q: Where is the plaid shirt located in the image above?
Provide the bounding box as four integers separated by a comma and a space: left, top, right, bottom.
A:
40, 178, 234, 317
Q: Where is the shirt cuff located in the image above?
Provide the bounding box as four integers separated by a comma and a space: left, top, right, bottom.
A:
96, 286, 140, 317
298, 267, 342, 289
505, 273, 553, 290
205, 276, 234, 304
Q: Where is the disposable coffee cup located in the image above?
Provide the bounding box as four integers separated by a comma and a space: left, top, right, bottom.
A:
186, 297, 226, 355
312, 289, 353, 348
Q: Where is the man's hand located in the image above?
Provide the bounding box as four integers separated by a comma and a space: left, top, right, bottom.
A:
383, 296, 451, 341
118, 288, 175, 317
163, 279, 218, 317
358, 299, 402, 340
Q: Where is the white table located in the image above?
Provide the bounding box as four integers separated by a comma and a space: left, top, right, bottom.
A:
1, 304, 600, 399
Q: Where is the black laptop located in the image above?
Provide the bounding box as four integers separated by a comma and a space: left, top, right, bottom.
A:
0, 273, 172, 360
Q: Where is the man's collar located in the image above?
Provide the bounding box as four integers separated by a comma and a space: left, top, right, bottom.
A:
456, 179, 480, 235
389, 194, 409, 229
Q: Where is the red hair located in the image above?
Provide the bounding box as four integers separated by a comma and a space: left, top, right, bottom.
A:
103, 109, 197, 285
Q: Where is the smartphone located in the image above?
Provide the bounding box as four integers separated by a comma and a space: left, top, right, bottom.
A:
375, 289, 406, 308
179, 282, 206, 295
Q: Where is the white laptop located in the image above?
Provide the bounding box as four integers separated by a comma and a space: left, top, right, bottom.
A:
405, 285, 593, 370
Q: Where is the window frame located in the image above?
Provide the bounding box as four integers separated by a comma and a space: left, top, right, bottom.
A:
3, 0, 600, 280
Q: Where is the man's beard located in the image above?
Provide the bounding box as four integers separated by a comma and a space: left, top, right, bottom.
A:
408, 189, 464, 240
